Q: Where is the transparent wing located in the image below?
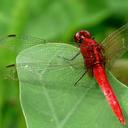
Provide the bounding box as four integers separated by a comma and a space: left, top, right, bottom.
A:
0, 34, 48, 51
15, 43, 96, 90
0, 34, 46, 80
0, 35, 95, 90
0, 34, 75, 51
101, 23, 128, 68
0, 34, 77, 80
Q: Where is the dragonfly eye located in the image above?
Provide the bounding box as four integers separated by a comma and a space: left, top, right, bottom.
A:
74, 30, 91, 43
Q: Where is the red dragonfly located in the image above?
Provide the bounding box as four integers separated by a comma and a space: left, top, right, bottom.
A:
73, 30, 126, 125
0, 23, 128, 125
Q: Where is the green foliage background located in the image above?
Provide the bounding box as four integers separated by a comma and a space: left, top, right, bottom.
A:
0, 0, 128, 128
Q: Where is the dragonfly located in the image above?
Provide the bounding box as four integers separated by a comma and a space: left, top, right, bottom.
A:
0, 23, 128, 125
73, 29, 127, 125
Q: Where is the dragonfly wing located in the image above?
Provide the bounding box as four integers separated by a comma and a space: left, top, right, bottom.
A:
0, 34, 48, 81
0, 34, 76, 80
0, 34, 48, 52
101, 23, 128, 69
0, 34, 76, 51
15, 43, 96, 90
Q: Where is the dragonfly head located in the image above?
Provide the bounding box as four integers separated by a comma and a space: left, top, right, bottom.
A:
74, 30, 91, 44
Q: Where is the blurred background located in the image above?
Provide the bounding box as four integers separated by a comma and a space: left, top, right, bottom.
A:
0, 0, 128, 128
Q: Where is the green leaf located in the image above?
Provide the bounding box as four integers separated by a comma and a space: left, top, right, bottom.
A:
16, 43, 128, 128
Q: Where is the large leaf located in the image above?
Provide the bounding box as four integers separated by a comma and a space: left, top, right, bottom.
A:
16, 43, 128, 128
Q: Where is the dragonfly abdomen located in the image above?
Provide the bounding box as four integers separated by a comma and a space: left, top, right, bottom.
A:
93, 64, 126, 125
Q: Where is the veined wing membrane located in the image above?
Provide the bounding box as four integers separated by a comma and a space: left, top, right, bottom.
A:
0, 34, 47, 81
101, 23, 128, 69
0, 34, 49, 76
0, 34, 77, 80
0, 34, 103, 92
15, 43, 99, 91
0, 34, 48, 52
0, 34, 75, 51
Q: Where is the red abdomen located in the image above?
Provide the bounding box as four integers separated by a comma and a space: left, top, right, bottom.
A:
93, 64, 126, 125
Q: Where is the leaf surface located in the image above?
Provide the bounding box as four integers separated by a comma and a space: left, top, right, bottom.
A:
16, 43, 128, 128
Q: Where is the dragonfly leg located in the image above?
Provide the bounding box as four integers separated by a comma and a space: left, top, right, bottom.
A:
69, 51, 81, 60
74, 71, 87, 86
59, 51, 81, 61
